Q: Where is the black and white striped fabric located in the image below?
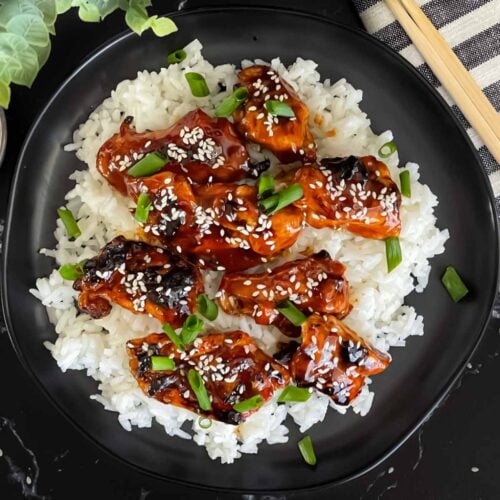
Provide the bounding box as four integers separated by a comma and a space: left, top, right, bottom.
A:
352, 0, 500, 211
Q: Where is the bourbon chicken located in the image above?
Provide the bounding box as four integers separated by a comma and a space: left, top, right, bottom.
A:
127, 331, 289, 424
233, 65, 316, 163
218, 251, 351, 336
126, 171, 304, 272
274, 314, 390, 405
291, 156, 401, 239
74, 236, 203, 327
96, 108, 266, 195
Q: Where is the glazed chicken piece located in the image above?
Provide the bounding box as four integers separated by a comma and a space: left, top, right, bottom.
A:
274, 314, 390, 405
218, 251, 351, 337
127, 171, 304, 272
127, 330, 289, 424
74, 236, 203, 327
292, 156, 401, 239
233, 65, 316, 163
97, 108, 265, 195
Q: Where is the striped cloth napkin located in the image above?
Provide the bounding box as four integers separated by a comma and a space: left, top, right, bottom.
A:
352, 0, 500, 211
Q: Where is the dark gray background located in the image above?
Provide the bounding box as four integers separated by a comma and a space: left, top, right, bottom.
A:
1, 1, 499, 499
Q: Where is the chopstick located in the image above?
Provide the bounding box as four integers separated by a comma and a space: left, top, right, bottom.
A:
384, 0, 500, 163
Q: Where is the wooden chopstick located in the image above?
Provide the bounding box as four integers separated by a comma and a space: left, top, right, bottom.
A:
384, 0, 500, 163
400, 0, 500, 140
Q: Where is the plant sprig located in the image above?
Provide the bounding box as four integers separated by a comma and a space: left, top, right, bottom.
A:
0, 0, 177, 109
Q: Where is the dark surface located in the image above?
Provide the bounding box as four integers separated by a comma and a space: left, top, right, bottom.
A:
3, 5, 499, 492
1, 2, 499, 499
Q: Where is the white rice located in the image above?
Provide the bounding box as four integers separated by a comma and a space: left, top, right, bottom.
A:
30, 40, 449, 463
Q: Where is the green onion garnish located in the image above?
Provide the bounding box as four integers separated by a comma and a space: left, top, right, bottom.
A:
150, 356, 175, 371
185, 72, 210, 98
162, 323, 184, 351
385, 237, 402, 272
59, 261, 86, 281
180, 314, 204, 345
278, 386, 312, 403
214, 87, 249, 117
233, 395, 264, 413
261, 183, 303, 215
167, 49, 187, 65
399, 170, 411, 198
258, 175, 275, 199
187, 369, 212, 411
260, 193, 279, 212
441, 266, 469, 302
198, 417, 212, 429
135, 192, 152, 223
378, 140, 397, 158
277, 300, 308, 326
264, 100, 295, 118
298, 435, 317, 466
57, 207, 81, 239
196, 294, 218, 321
127, 152, 167, 177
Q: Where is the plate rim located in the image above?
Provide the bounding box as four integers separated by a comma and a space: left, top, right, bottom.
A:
2, 5, 499, 493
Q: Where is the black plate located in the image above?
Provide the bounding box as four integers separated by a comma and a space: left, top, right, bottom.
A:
2, 7, 498, 493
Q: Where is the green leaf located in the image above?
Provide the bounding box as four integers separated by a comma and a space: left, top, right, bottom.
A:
99, 0, 120, 19
0, 0, 44, 28
150, 16, 177, 37
125, 3, 150, 35
78, 2, 101, 22
46, 21, 56, 35
0, 79, 11, 108
32, 0, 57, 27
117, 0, 129, 11
7, 14, 50, 47
55, 0, 73, 14
33, 38, 51, 68
0, 52, 23, 83
0, 33, 39, 87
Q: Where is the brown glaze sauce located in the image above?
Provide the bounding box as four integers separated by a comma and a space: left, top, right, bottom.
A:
126, 331, 289, 424
279, 314, 390, 405
97, 109, 256, 195
74, 236, 203, 327
218, 251, 351, 336
233, 65, 316, 164
291, 156, 401, 239
126, 171, 304, 273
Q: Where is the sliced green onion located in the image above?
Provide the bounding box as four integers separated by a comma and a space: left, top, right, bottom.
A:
150, 356, 175, 371
187, 369, 212, 411
59, 260, 86, 281
262, 183, 303, 215
185, 72, 210, 97
378, 140, 397, 158
162, 323, 184, 351
233, 395, 264, 413
167, 49, 187, 65
127, 152, 167, 177
298, 435, 317, 466
278, 386, 312, 403
196, 294, 218, 321
385, 237, 402, 272
135, 192, 152, 223
399, 170, 411, 198
180, 314, 204, 345
441, 266, 469, 302
258, 175, 275, 199
260, 193, 279, 212
214, 87, 249, 117
264, 100, 295, 118
57, 207, 81, 239
198, 417, 212, 429
277, 300, 308, 326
